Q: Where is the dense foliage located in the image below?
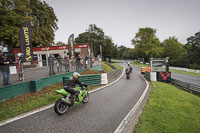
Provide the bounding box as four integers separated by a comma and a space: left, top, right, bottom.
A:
184, 31, 200, 69
0, 0, 58, 52
119, 27, 200, 69
75, 24, 119, 59
131, 27, 164, 62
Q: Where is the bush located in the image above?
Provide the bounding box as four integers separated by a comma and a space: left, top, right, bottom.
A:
189, 63, 200, 69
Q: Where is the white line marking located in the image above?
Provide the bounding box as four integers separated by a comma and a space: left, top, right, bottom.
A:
114, 73, 149, 133
90, 68, 125, 93
0, 67, 125, 127
0, 104, 54, 126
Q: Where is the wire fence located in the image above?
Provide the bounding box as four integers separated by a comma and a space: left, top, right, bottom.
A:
171, 78, 200, 96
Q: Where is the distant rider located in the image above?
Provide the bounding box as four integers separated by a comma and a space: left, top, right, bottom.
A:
126, 62, 133, 74
64, 72, 84, 103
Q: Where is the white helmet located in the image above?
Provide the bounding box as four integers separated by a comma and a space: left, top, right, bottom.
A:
128, 62, 130, 65
17, 53, 23, 57
73, 72, 81, 79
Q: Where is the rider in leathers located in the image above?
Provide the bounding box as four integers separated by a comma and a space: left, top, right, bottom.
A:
64, 72, 84, 103
126, 62, 133, 74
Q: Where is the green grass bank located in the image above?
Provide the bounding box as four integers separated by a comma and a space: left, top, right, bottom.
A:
134, 82, 200, 133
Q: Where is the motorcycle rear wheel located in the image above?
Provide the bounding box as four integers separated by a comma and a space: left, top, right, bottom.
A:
54, 98, 69, 115
82, 92, 89, 103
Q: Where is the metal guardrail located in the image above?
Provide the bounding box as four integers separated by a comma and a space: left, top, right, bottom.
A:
171, 78, 200, 96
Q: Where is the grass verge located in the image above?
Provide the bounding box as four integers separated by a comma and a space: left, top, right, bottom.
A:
131, 61, 148, 67
134, 82, 200, 133
111, 59, 123, 63
169, 69, 200, 77
102, 61, 113, 72
112, 63, 123, 72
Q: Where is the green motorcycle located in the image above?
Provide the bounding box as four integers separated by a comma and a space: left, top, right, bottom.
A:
54, 85, 89, 115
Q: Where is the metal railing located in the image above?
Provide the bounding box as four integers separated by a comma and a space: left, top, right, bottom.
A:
171, 78, 200, 96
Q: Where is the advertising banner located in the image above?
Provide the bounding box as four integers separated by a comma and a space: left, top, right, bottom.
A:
19, 21, 33, 62
68, 34, 75, 59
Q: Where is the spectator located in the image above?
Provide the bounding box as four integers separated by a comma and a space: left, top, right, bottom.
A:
0, 50, 11, 86
80, 55, 84, 69
90, 56, 93, 67
64, 53, 70, 72
85, 56, 88, 68
48, 54, 55, 76
16, 53, 23, 81
76, 54, 81, 70
56, 55, 63, 72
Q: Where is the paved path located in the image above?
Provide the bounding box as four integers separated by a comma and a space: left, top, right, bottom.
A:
0, 62, 147, 133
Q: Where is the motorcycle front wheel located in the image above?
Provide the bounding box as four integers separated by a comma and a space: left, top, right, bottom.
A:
82, 92, 89, 103
54, 98, 69, 115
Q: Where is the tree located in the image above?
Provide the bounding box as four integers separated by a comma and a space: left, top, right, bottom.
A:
55, 41, 66, 46
75, 24, 119, 59
0, 0, 58, 52
131, 27, 163, 62
184, 31, 200, 69
118, 45, 127, 58
121, 48, 134, 59
162, 36, 186, 66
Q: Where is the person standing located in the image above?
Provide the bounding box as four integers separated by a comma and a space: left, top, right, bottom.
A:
48, 54, 55, 76
90, 56, 93, 67
64, 53, 70, 72
57, 55, 63, 72
16, 53, 23, 81
76, 54, 81, 70
0, 50, 11, 86
85, 56, 88, 68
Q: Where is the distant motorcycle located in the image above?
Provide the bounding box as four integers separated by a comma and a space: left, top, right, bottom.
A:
54, 85, 89, 115
125, 68, 132, 79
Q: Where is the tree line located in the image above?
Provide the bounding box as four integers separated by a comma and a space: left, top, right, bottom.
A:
122, 27, 200, 69
75, 25, 200, 69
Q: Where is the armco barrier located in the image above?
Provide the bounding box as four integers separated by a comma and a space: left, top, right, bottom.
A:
171, 78, 200, 96
0, 81, 32, 101
107, 69, 121, 83
145, 72, 150, 81
80, 74, 101, 85
63, 74, 102, 86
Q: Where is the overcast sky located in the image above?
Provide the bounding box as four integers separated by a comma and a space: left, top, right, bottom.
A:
44, 0, 200, 48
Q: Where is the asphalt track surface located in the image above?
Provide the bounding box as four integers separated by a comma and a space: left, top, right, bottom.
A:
171, 73, 200, 86
0, 63, 146, 133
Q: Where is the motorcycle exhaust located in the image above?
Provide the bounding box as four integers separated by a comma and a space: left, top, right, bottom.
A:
61, 97, 72, 105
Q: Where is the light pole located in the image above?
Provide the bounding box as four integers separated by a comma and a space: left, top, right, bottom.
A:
100, 44, 102, 59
